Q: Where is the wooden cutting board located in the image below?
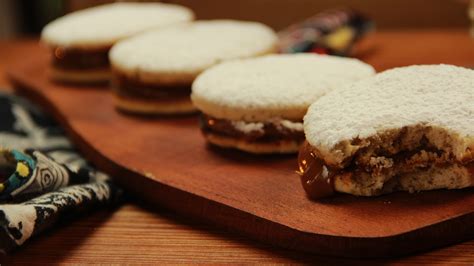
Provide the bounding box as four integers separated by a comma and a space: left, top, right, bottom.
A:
7, 42, 474, 258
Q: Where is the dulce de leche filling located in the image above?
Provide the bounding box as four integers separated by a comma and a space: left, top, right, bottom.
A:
199, 113, 305, 144
52, 46, 110, 70
297, 140, 474, 200
112, 73, 191, 101
297, 141, 337, 199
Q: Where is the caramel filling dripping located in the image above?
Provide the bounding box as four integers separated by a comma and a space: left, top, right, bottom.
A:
297, 142, 336, 199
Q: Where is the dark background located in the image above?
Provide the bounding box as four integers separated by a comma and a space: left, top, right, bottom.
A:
0, 0, 472, 39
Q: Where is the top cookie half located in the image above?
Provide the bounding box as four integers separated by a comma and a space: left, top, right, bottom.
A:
192, 54, 375, 122
41, 2, 194, 49
109, 20, 278, 85
304, 64, 474, 167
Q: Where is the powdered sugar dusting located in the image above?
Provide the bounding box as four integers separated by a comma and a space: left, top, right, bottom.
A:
192, 54, 375, 121
110, 20, 277, 74
304, 64, 474, 151
41, 2, 194, 47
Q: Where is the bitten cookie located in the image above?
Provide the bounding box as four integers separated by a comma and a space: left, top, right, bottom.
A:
41, 2, 194, 84
299, 64, 474, 199
191, 54, 375, 154
109, 20, 278, 115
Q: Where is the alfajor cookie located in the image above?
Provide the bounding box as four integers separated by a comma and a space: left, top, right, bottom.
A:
299, 64, 474, 199
109, 20, 278, 115
41, 2, 194, 84
191, 54, 375, 154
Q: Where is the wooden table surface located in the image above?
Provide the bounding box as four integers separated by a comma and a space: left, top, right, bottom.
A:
1, 32, 474, 264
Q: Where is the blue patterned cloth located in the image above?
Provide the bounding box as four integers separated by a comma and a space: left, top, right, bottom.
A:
0, 150, 37, 200
0, 92, 122, 253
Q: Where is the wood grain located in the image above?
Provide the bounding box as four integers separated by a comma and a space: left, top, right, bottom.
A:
0, 40, 35, 92
6, 31, 474, 259
3, 202, 474, 265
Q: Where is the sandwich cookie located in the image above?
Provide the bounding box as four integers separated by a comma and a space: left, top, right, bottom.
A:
41, 2, 194, 84
109, 20, 278, 115
300, 64, 474, 199
191, 54, 375, 154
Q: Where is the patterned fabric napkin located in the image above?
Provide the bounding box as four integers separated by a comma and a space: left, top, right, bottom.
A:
0, 92, 122, 253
